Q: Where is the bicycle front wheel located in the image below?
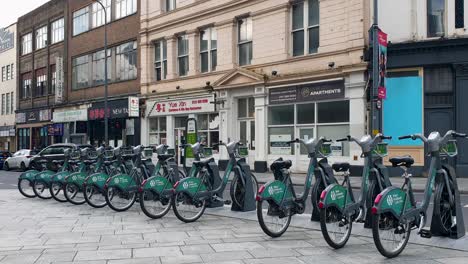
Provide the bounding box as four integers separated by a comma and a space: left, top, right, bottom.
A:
50, 182, 67, 202
105, 186, 137, 212
372, 212, 411, 258
172, 192, 206, 223
256, 199, 291, 237
139, 190, 172, 219
18, 178, 36, 198
320, 206, 352, 249
33, 181, 52, 199
84, 185, 107, 208
230, 173, 258, 209
64, 183, 86, 205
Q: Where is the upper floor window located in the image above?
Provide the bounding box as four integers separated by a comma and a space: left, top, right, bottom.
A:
21, 73, 32, 99
200, 27, 217, 73
51, 65, 56, 94
10, 92, 13, 114
116, 0, 137, 19
36, 26, 48, 50
166, 0, 176, 12
73, 7, 90, 36
1, 64, 13, 81
238, 17, 252, 66
92, 0, 111, 28
177, 35, 189, 76
5, 93, 10, 115
93, 49, 112, 85
154, 40, 167, 81
116, 41, 137, 81
427, 0, 446, 37
292, 0, 319, 56
35, 68, 47, 97
72, 55, 90, 89
1, 67, 5, 82
51, 18, 64, 44
1, 94, 5, 115
21, 33, 32, 55
455, 0, 464, 29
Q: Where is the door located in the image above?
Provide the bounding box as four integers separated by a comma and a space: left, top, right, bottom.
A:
239, 120, 255, 164
456, 78, 468, 177
174, 128, 185, 166
295, 127, 314, 172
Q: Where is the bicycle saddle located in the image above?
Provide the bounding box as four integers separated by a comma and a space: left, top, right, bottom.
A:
270, 158, 292, 171
332, 162, 350, 172
389, 156, 414, 168
192, 158, 215, 167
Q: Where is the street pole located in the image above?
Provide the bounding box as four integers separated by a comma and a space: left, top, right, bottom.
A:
93, 0, 109, 146
371, 0, 380, 135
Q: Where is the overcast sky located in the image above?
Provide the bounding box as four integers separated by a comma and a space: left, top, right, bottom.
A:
0, 0, 50, 28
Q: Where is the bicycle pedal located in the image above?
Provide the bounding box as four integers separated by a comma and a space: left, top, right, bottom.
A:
419, 229, 432, 239
224, 200, 232, 205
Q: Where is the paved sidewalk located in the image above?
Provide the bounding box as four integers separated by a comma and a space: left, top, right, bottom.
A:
1, 190, 468, 264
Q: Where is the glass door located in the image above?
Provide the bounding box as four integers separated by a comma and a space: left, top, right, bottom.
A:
239, 120, 255, 150
296, 127, 314, 171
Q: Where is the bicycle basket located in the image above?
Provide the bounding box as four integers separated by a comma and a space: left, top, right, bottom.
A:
70, 150, 81, 160
203, 147, 213, 157
441, 140, 458, 157
373, 143, 388, 158
318, 143, 332, 158
87, 150, 98, 160
104, 150, 114, 159
143, 148, 154, 159
122, 147, 134, 156
238, 147, 249, 157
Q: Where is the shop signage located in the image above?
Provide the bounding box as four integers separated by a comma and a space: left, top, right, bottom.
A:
128, 97, 139, 117
16, 109, 52, 124
88, 99, 129, 120
0, 126, 14, 138
48, 124, 64, 136
377, 29, 388, 100
55, 57, 64, 104
148, 95, 215, 117
0, 28, 14, 53
270, 134, 292, 155
269, 80, 345, 105
53, 109, 88, 123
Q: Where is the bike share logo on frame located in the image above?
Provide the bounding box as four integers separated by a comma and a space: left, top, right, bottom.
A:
386, 195, 394, 206
183, 181, 189, 189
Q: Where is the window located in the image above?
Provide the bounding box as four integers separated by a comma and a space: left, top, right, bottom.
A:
268, 100, 350, 155
72, 55, 90, 89
51, 18, 64, 44
154, 40, 167, 81
35, 68, 47, 97
92, 0, 111, 28
198, 114, 220, 150
166, 0, 176, 12
427, 0, 446, 37
50, 65, 56, 94
238, 17, 253, 66
73, 7, 90, 36
116, 0, 137, 19
18, 128, 31, 150
455, 0, 464, 29
292, 0, 319, 56
21, 73, 32, 99
1, 94, 5, 115
36, 26, 48, 50
21, 33, 32, 55
93, 49, 112, 85
200, 27, 217, 73
1, 67, 5, 82
10, 92, 13, 113
9, 64, 14, 80
5, 64, 11, 80
177, 35, 189, 76
238, 97, 255, 118
5, 93, 10, 115
149, 117, 167, 145
116, 41, 137, 81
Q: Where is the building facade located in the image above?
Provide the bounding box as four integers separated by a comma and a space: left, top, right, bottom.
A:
377, 0, 468, 177
56, 0, 141, 147
0, 23, 17, 151
16, 0, 67, 150
140, 0, 369, 172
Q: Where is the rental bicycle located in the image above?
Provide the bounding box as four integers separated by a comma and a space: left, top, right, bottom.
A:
17, 158, 51, 199
318, 133, 392, 248
256, 137, 336, 237
371, 130, 467, 258
50, 149, 84, 202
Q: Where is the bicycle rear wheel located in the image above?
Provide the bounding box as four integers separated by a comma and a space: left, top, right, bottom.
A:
320, 206, 352, 249
33, 181, 52, 199
257, 199, 291, 237
372, 212, 411, 258
84, 185, 107, 208
139, 190, 172, 219
50, 182, 67, 202
105, 186, 137, 212
230, 173, 258, 209
18, 178, 36, 198
64, 183, 86, 205
172, 192, 206, 223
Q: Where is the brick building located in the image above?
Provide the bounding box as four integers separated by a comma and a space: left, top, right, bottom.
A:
139, 0, 369, 172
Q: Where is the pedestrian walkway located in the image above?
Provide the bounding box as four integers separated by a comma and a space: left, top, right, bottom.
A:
1, 190, 468, 264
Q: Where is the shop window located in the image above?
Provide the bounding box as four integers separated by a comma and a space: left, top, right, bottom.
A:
317, 101, 349, 123
292, 0, 319, 56
18, 128, 30, 150
51, 18, 64, 44
177, 35, 189, 76
149, 117, 167, 145
174, 116, 188, 128
200, 27, 217, 73
154, 40, 167, 81
318, 125, 350, 156
116, 41, 137, 81
427, 0, 446, 37
238, 17, 253, 66
198, 114, 220, 150
21, 33, 32, 55
269, 127, 295, 155
73, 6, 89, 36
297, 103, 315, 124
268, 105, 294, 125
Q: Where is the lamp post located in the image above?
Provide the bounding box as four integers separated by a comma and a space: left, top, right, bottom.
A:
93, 0, 109, 146
370, 0, 380, 134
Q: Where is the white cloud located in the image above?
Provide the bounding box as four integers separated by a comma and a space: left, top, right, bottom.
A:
0, 0, 51, 28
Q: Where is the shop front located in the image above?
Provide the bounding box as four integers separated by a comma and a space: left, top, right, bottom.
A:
144, 94, 218, 165
52, 107, 89, 144
16, 109, 53, 150
87, 98, 140, 148
0, 126, 16, 151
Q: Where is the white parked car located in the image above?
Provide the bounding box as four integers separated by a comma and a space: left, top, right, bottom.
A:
4, 149, 36, 171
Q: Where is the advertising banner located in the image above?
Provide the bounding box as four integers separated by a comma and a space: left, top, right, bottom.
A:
128, 97, 139, 117
269, 80, 345, 105
55, 57, 64, 104
53, 109, 88, 123
0, 28, 14, 53
184, 118, 197, 167
377, 29, 388, 99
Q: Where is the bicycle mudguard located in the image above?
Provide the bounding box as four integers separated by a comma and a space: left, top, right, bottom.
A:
258, 180, 292, 206
85, 173, 109, 190
106, 174, 137, 191
51, 171, 72, 183
19, 170, 40, 181
65, 172, 88, 186
175, 177, 207, 197
34, 170, 56, 184
320, 184, 352, 211
141, 176, 172, 195
372, 186, 412, 218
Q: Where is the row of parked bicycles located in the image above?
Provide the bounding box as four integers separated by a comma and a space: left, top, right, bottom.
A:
256, 130, 467, 258
16, 130, 466, 258
17, 141, 258, 223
